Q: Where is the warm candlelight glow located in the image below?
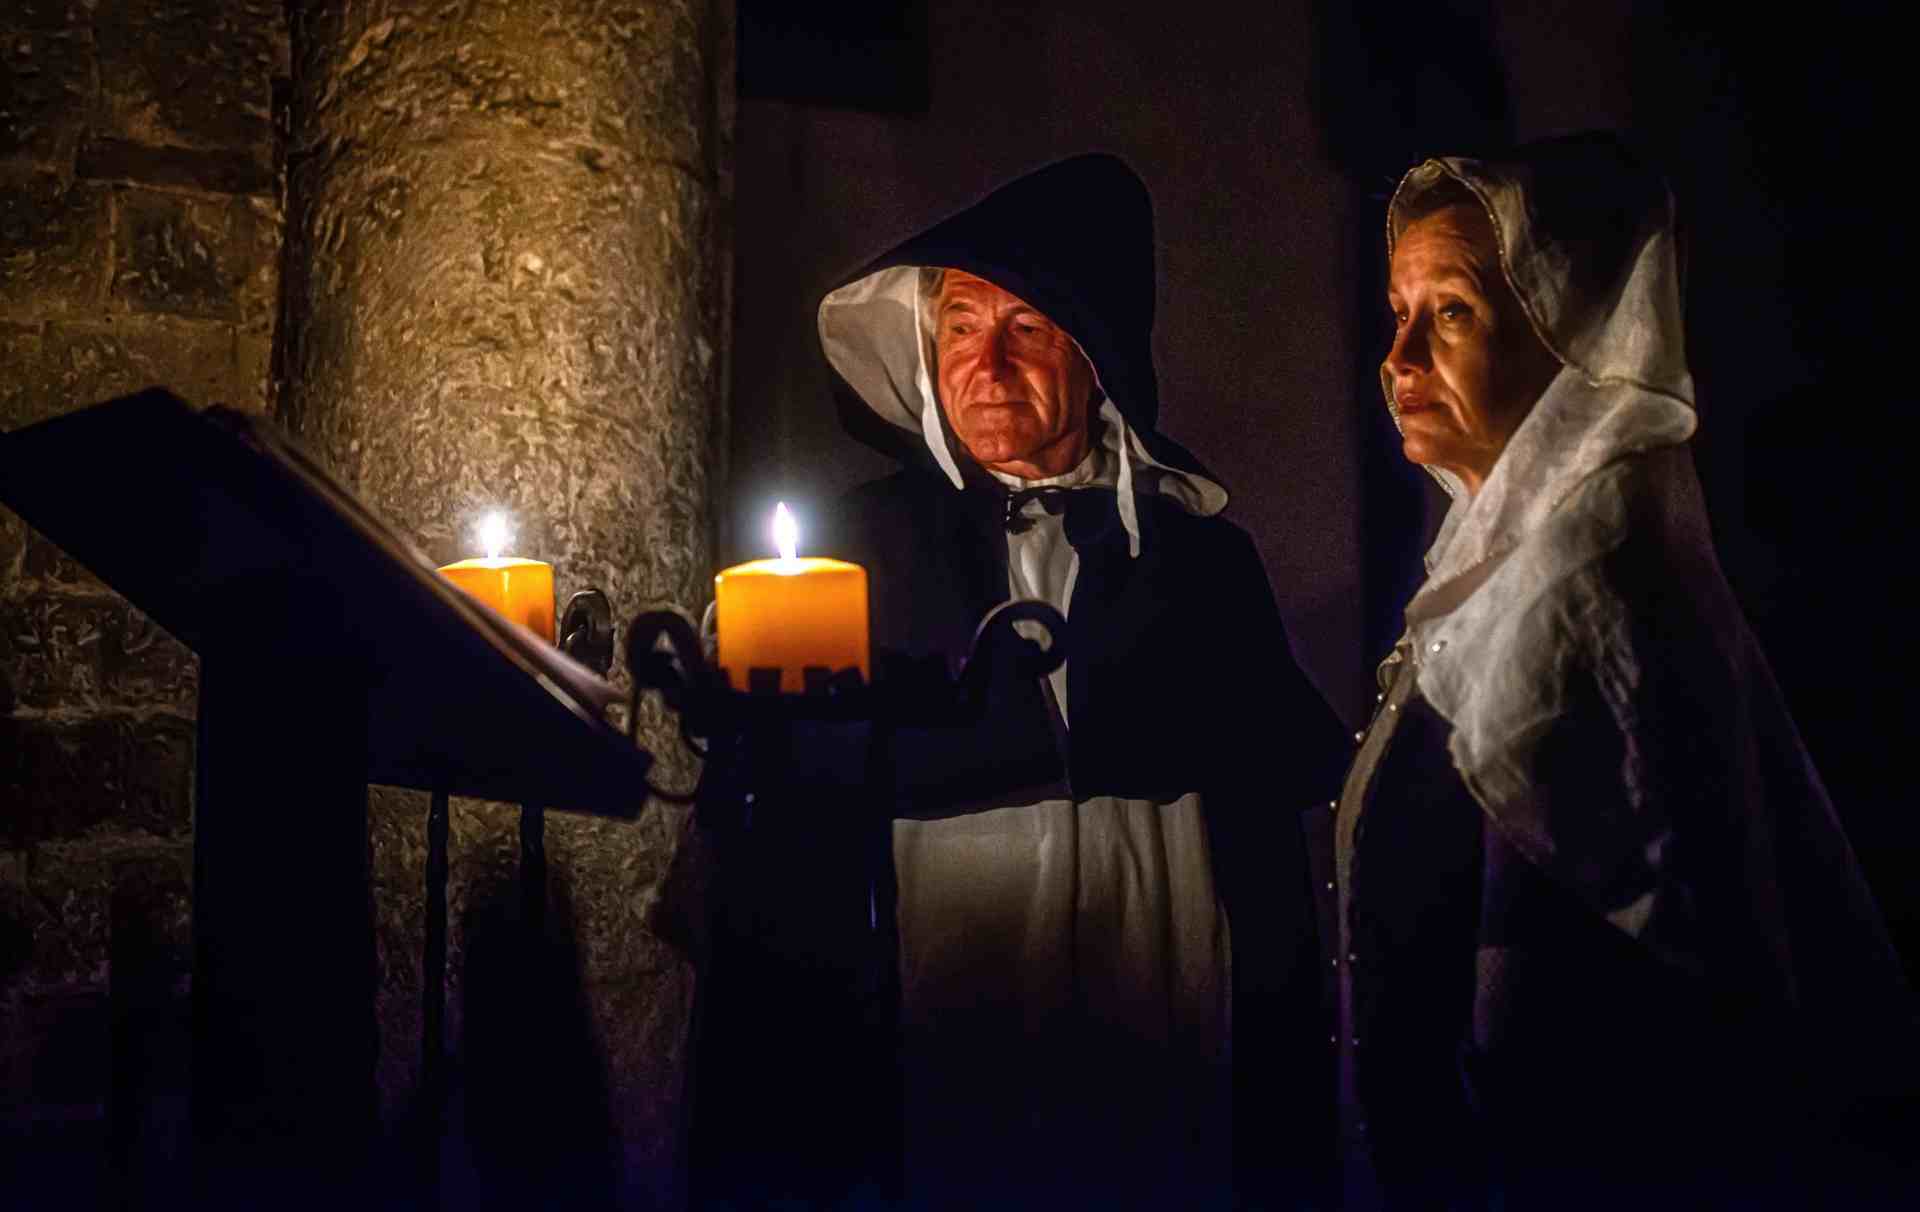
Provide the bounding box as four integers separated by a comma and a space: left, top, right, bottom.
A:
773, 501, 800, 566
438, 511, 555, 643
478, 511, 511, 561
713, 503, 869, 691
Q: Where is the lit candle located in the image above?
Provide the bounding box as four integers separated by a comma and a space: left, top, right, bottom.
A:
714, 503, 869, 692
438, 512, 556, 643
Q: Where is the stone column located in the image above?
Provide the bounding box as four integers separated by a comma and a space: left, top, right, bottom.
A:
280, 3, 730, 1206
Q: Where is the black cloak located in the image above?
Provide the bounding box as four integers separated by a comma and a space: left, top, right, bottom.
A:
816, 154, 1348, 1209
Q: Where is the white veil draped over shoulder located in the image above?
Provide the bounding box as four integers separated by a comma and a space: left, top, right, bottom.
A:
1381, 136, 1911, 1080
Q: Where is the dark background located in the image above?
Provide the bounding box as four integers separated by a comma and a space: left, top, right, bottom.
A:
0, 1, 1904, 1200
732, 0, 1912, 977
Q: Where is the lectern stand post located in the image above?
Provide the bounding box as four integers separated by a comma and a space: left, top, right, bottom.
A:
191, 579, 375, 1202
0, 392, 655, 1202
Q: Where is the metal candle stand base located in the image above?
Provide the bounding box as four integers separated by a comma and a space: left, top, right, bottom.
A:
623, 596, 1067, 738
623, 598, 1067, 1205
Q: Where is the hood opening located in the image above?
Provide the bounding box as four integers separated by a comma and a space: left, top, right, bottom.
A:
1379, 134, 1698, 591
819, 262, 1226, 557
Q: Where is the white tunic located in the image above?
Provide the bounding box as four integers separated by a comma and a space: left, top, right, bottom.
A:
889, 446, 1232, 1204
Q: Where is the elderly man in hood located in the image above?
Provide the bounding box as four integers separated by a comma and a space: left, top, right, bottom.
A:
815, 155, 1347, 1207
1315, 133, 1917, 1209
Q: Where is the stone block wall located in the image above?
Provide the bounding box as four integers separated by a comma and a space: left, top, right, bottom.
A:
0, 1, 287, 1200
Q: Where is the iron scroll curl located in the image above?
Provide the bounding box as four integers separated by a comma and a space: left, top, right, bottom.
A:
955, 598, 1067, 710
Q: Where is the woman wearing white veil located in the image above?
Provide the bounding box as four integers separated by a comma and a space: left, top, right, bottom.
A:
1319, 133, 1915, 1208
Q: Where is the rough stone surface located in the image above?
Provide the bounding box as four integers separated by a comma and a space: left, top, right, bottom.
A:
2, 834, 194, 1200
283, 1, 731, 1203
295, 2, 712, 174
0, 2, 287, 1198
0, 595, 197, 714
1, 715, 122, 850
18, 522, 112, 596
96, 0, 284, 169
0, 1, 94, 167
0, 712, 195, 848
0, 168, 111, 315
107, 188, 281, 336
76, 135, 276, 197
0, 507, 24, 587
0, 315, 262, 431
113, 188, 241, 320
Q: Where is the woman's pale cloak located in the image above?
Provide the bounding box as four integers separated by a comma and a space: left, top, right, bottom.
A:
1385, 136, 1913, 1145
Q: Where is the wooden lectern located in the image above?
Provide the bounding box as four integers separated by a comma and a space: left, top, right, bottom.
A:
0, 389, 655, 1201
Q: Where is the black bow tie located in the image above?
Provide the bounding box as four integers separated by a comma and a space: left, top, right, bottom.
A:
1004, 485, 1114, 534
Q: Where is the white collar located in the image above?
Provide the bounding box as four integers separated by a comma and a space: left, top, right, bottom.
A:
986, 446, 1107, 491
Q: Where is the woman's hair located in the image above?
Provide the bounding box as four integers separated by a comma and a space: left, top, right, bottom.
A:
1392, 173, 1482, 235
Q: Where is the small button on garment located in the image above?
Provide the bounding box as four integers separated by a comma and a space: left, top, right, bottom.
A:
1326, 881, 1335, 891
1353, 730, 1364, 743
1386, 703, 1398, 713
1429, 639, 1447, 654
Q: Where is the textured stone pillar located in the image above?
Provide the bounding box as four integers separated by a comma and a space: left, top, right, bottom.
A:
280, 3, 731, 1205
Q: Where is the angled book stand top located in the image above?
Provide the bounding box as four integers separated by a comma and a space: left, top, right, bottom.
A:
0, 389, 653, 817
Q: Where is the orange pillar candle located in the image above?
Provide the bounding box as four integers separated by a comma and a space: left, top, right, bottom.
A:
438, 513, 556, 643
714, 503, 869, 692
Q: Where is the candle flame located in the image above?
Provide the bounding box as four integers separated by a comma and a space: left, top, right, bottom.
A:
773, 502, 799, 564
478, 511, 511, 561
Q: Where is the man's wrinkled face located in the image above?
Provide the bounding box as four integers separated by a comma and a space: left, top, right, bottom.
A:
933, 270, 1096, 479
1385, 203, 1561, 496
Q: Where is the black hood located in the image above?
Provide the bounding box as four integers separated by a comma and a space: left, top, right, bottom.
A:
816, 154, 1224, 509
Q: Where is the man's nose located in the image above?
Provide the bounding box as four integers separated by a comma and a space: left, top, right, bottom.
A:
983, 326, 1013, 380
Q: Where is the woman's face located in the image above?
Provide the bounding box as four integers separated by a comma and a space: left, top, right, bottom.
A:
1385, 203, 1561, 496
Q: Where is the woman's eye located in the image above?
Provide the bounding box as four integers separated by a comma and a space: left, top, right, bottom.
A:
1439, 302, 1471, 322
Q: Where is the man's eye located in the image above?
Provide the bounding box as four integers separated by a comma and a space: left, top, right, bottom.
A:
946, 322, 975, 337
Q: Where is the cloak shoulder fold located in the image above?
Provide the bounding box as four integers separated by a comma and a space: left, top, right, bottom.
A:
1418, 449, 1912, 1060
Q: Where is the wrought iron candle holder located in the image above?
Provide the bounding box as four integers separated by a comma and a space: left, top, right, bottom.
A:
620, 597, 1067, 824
621, 597, 1068, 1205
625, 597, 1064, 732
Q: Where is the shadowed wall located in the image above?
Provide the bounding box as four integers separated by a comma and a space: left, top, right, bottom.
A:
1, 2, 286, 1202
